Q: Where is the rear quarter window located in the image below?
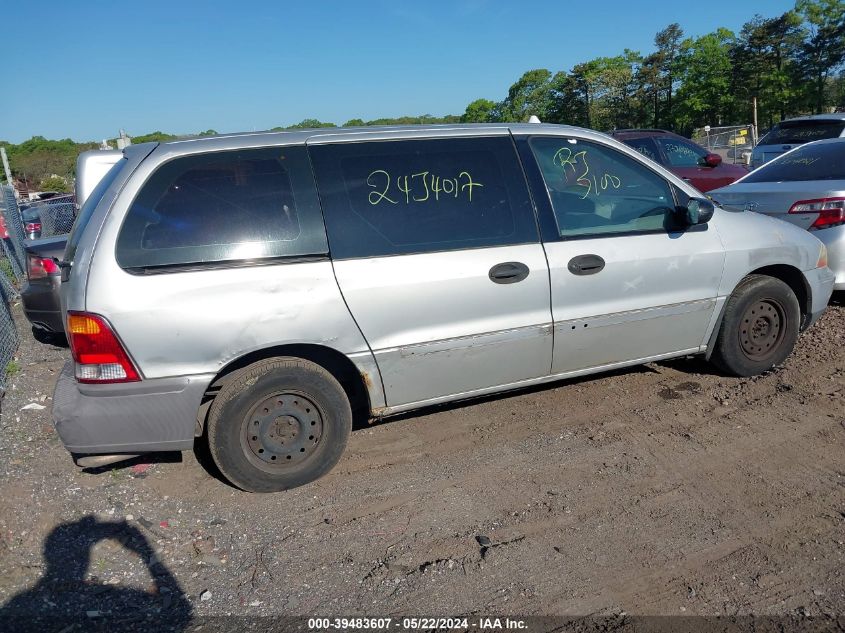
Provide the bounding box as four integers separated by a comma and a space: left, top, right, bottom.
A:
620, 137, 661, 164
742, 141, 845, 183
116, 146, 327, 269
655, 137, 708, 167
759, 121, 845, 145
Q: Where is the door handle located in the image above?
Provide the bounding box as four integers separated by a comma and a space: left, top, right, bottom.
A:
567, 254, 605, 276
489, 261, 530, 284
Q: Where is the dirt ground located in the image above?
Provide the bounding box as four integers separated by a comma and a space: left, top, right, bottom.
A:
0, 296, 843, 630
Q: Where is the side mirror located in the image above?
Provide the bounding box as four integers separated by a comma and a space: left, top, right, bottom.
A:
684, 197, 715, 226
703, 153, 722, 167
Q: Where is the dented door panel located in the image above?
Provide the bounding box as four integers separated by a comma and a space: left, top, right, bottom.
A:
331, 245, 553, 406
545, 231, 724, 373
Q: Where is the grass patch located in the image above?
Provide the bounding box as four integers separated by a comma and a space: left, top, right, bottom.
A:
0, 257, 13, 284
5, 359, 20, 376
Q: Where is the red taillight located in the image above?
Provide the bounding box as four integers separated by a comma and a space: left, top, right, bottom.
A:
788, 197, 845, 230
25, 221, 42, 233
67, 312, 140, 383
27, 255, 59, 280
0, 215, 7, 239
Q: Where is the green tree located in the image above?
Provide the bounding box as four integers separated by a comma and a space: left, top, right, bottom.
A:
569, 54, 640, 130
654, 23, 684, 128
636, 51, 663, 128
795, 0, 845, 113
361, 114, 460, 125
343, 118, 366, 127
604, 50, 643, 129
285, 119, 337, 129
497, 69, 553, 122
674, 28, 736, 131
39, 175, 70, 192
830, 68, 845, 110
732, 12, 803, 127
4, 136, 98, 188
569, 59, 604, 128
131, 131, 177, 143
545, 71, 588, 125
461, 98, 498, 123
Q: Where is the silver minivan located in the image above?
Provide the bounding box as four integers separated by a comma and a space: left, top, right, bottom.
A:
54, 124, 835, 492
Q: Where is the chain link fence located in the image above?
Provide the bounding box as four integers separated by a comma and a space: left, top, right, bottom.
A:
36, 201, 76, 237
0, 186, 24, 398
691, 124, 757, 165
2, 185, 27, 282
0, 265, 17, 399
0, 182, 78, 397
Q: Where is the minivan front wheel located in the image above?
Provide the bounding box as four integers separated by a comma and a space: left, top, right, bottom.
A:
710, 275, 800, 377
207, 358, 352, 492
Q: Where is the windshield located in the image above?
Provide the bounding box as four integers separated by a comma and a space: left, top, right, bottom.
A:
758, 120, 845, 146
742, 142, 845, 183
65, 158, 126, 263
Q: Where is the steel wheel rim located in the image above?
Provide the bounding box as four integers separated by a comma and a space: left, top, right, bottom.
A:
240, 391, 324, 472
738, 298, 786, 362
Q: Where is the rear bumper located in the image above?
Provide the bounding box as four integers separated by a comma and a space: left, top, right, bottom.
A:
52, 361, 213, 454
803, 266, 836, 330
21, 279, 63, 332
814, 225, 845, 290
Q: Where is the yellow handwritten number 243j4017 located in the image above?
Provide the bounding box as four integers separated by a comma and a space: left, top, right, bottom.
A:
367, 170, 484, 205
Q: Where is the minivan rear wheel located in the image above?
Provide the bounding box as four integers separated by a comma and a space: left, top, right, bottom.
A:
206, 357, 352, 492
710, 275, 800, 377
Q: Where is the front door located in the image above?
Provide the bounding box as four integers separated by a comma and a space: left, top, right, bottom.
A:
518, 134, 725, 375
308, 132, 553, 408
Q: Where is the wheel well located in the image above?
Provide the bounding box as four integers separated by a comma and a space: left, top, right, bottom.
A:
705, 264, 811, 360
747, 264, 811, 319
195, 344, 372, 434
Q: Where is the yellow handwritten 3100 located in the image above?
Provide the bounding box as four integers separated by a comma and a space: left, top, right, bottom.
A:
553, 147, 621, 200
366, 170, 483, 205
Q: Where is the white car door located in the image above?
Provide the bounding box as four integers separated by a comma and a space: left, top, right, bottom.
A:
517, 133, 725, 374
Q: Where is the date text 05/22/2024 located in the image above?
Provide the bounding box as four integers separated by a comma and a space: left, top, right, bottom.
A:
307, 617, 528, 630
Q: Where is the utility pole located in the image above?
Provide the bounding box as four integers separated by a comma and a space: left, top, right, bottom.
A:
752, 96, 759, 146
0, 148, 14, 196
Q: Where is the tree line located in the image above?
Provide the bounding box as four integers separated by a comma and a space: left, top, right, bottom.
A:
461, 0, 844, 133
1, 0, 842, 191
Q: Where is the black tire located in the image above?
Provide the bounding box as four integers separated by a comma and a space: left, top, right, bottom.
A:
206, 357, 352, 492
710, 275, 800, 377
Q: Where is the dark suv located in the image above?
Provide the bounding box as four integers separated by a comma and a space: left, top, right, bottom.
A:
611, 129, 747, 193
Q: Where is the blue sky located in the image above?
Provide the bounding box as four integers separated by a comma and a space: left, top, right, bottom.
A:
2, 0, 795, 143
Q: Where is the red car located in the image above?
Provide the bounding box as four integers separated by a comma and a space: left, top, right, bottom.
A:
611, 129, 748, 193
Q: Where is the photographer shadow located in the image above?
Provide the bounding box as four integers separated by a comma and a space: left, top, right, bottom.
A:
1, 515, 192, 632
